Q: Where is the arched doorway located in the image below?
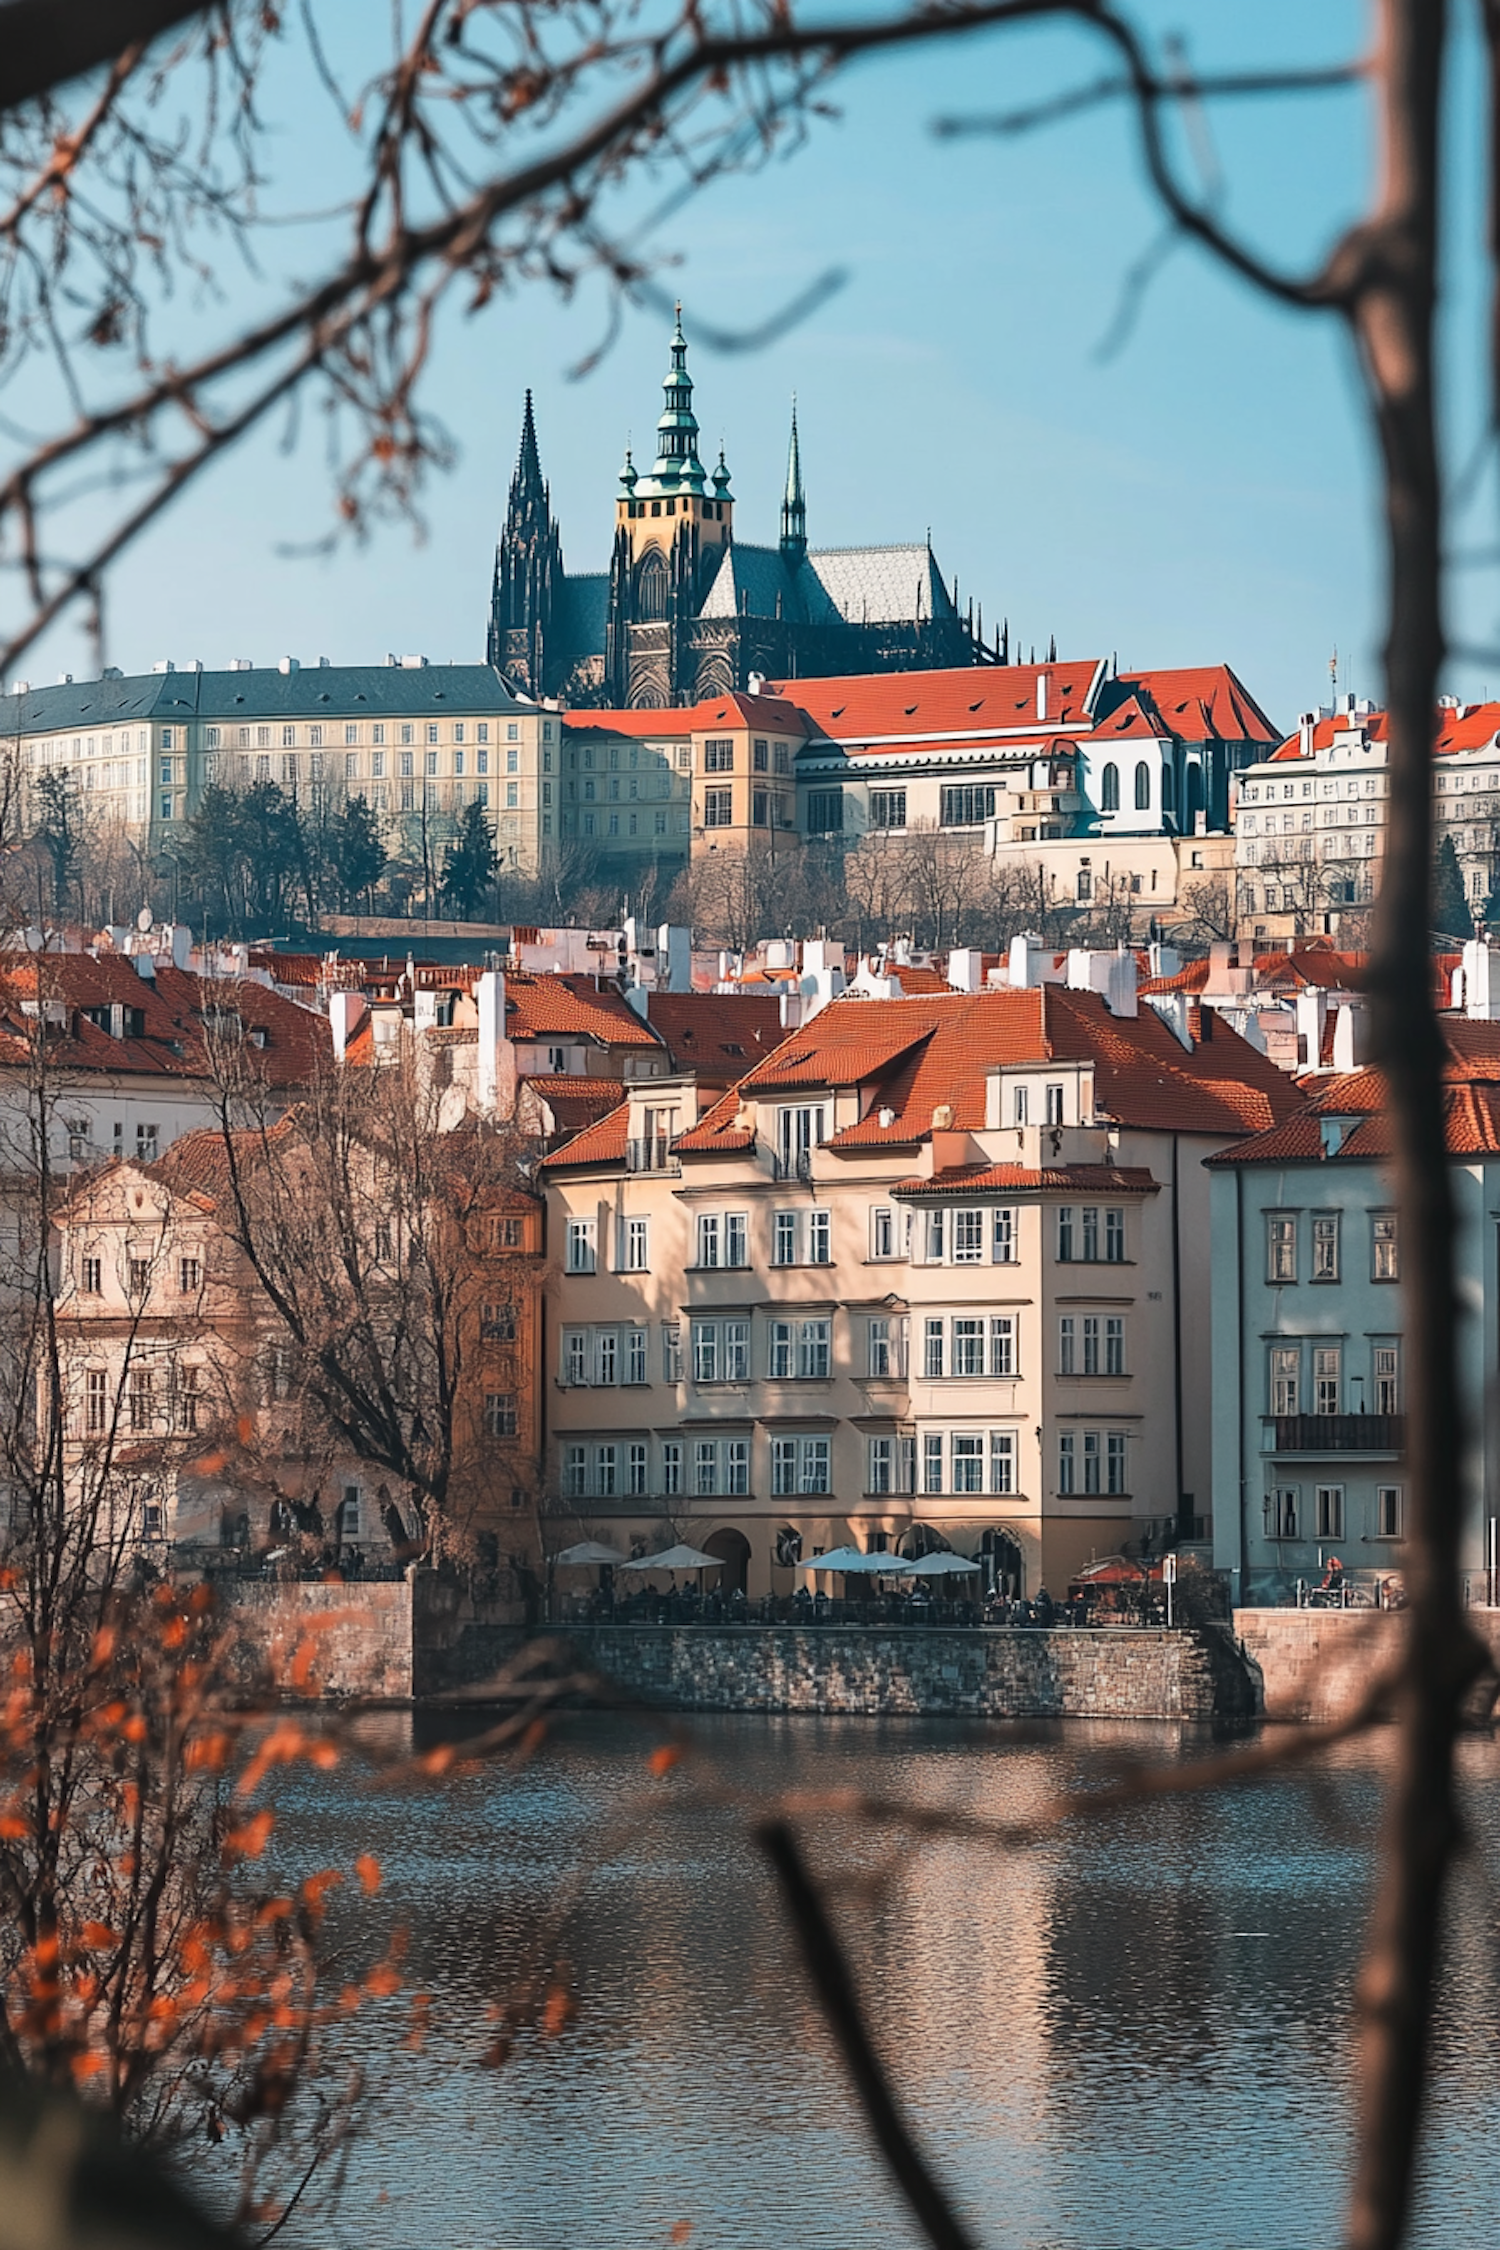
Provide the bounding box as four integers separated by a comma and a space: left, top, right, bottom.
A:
980, 1528, 1024, 1597
899, 1525, 952, 1561
705, 1527, 752, 1596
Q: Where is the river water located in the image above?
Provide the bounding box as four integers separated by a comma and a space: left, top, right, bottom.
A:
244, 1714, 1500, 2250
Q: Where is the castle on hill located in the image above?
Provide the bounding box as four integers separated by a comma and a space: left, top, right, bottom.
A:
487, 310, 990, 708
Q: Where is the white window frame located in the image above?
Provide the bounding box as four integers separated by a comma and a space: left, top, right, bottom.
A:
565, 1217, 597, 1274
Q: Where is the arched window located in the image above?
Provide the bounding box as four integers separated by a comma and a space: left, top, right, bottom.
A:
1134, 760, 1151, 810
635, 550, 668, 622
1100, 761, 1119, 812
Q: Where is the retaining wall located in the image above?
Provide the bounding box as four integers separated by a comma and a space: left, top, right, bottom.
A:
1235, 1606, 1500, 1723
567, 1622, 1257, 1721
218, 1578, 414, 1702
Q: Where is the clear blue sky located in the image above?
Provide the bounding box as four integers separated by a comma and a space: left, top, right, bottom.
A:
23, 0, 1500, 732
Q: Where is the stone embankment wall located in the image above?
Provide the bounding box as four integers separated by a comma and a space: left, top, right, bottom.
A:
1235, 1606, 1500, 1724
568, 1623, 1257, 1721
219, 1579, 414, 1702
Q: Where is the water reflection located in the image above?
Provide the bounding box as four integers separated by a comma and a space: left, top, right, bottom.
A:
248, 1716, 1500, 2250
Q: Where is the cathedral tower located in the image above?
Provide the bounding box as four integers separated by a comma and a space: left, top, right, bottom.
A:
488, 390, 564, 695
606, 307, 734, 703
779, 399, 806, 568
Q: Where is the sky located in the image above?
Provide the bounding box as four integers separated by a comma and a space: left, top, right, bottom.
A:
17, 1, 1500, 734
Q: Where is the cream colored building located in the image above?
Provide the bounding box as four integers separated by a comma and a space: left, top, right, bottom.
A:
539, 968, 1302, 1596
2, 658, 554, 872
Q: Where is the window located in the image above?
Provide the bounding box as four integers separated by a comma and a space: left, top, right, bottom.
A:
662, 1440, 682, 1495
1045, 1083, 1064, 1126
1106, 1432, 1127, 1494
67, 1120, 89, 1163
993, 1208, 1015, 1263
952, 1318, 985, 1377
485, 1393, 518, 1438
1270, 1345, 1300, 1415
81, 1256, 101, 1295
1059, 1431, 1075, 1494
940, 784, 996, 826
924, 1433, 944, 1494
1082, 1316, 1100, 1376
564, 1329, 588, 1387
1100, 762, 1120, 812
1315, 1484, 1345, 1540
867, 1318, 892, 1378
989, 1317, 1015, 1376
1313, 1344, 1341, 1415
1374, 1343, 1401, 1415
692, 1321, 719, 1385
1267, 1214, 1297, 1283
990, 1430, 1016, 1495
136, 1123, 159, 1162
1105, 1317, 1125, 1376
694, 1441, 718, 1497
1013, 1086, 1029, 1126
772, 1212, 797, 1266
704, 738, 734, 772
623, 1216, 649, 1271
178, 1256, 201, 1295
725, 1320, 750, 1382
872, 1207, 897, 1259
1376, 1485, 1403, 1538
870, 790, 907, 829
628, 1443, 649, 1498
1134, 760, 1151, 811
952, 1432, 985, 1493
808, 1210, 831, 1265
1106, 1209, 1125, 1263
596, 1445, 617, 1499
128, 1369, 153, 1432
704, 788, 733, 827
868, 1436, 894, 1495
565, 1218, 596, 1273
924, 1318, 944, 1380
1372, 1212, 1399, 1280
1083, 1430, 1102, 1494
481, 1299, 516, 1342
952, 1209, 984, 1263
776, 1106, 824, 1175
563, 1445, 586, 1499
1059, 1317, 1076, 1375
697, 1213, 722, 1268
1312, 1213, 1340, 1281
662, 1324, 682, 1382
172, 1365, 200, 1433
797, 1319, 831, 1378
772, 1438, 798, 1496
1057, 1208, 1074, 1260
925, 1210, 945, 1263
595, 1331, 618, 1386
128, 1258, 151, 1298
85, 1369, 108, 1435
725, 1438, 750, 1496
806, 790, 844, 833
753, 738, 769, 773
1268, 1486, 1300, 1539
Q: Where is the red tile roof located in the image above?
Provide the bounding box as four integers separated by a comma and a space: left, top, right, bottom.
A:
1138, 947, 1367, 998
891, 1163, 1160, 1196
0, 956, 329, 1085
563, 694, 808, 737
1263, 699, 1500, 762
644, 992, 785, 1077
1104, 665, 1279, 746
538, 1099, 631, 1169
522, 1076, 627, 1131
504, 971, 659, 1049
1211, 1020, 1500, 1163
759, 661, 1103, 744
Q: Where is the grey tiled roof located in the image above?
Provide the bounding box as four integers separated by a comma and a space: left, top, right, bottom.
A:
558, 573, 608, 654
0, 662, 532, 735
805, 545, 957, 626
698, 543, 801, 621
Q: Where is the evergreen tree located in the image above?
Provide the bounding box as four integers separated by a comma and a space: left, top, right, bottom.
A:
439, 799, 499, 921
1432, 833, 1473, 943
33, 767, 82, 913
331, 795, 386, 910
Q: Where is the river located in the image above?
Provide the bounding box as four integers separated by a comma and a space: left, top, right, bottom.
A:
238, 1713, 1500, 2250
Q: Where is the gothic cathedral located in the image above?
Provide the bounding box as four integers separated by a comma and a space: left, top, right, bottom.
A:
487, 311, 986, 707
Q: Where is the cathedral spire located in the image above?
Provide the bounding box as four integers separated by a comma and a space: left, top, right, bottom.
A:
779, 396, 806, 567
645, 302, 707, 494
512, 388, 545, 508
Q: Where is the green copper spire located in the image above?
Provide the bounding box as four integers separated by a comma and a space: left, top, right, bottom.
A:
639, 302, 707, 497
712, 445, 733, 500
616, 442, 638, 499
779, 397, 806, 566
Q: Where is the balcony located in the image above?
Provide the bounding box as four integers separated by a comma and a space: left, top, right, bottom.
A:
772, 1149, 813, 1184
626, 1138, 680, 1176
1265, 1413, 1405, 1457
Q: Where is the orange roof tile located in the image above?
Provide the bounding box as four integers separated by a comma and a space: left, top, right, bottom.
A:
759, 661, 1103, 743
0, 956, 329, 1086
563, 693, 808, 737
538, 1099, 631, 1168
1107, 665, 1279, 746
645, 991, 785, 1076
504, 971, 659, 1048
892, 1163, 1160, 1196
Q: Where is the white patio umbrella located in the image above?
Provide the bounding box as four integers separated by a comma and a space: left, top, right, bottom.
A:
619, 1542, 724, 1573
552, 1540, 630, 1567
796, 1546, 915, 1576
905, 1550, 982, 1577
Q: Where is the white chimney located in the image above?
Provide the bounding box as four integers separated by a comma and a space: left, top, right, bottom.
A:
1332, 1001, 1371, 1072
1463, 935, 1500, 1021
164, 923, 192, 972
748, 671, 766, 696
476, 969, 514, 1115
329, 990, 368, 1063
1145, 992, 1194, 1052
1295, 987, 1329, 1069
1008, 932, 1047, 989
278, 655, 299, 675
1104, 946, 1138, 1018
1037, 672, 1048, 721
947, 946, 982, 994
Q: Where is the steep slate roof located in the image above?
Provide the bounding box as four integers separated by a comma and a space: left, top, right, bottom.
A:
678, 987, 1302, 1156
698, 542, 958, 629
504, 971, 660, 1048
0, 662, 533, 734
0, 957, 329, 1084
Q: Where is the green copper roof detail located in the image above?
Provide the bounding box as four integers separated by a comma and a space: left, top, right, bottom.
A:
634, 304, 708, 497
